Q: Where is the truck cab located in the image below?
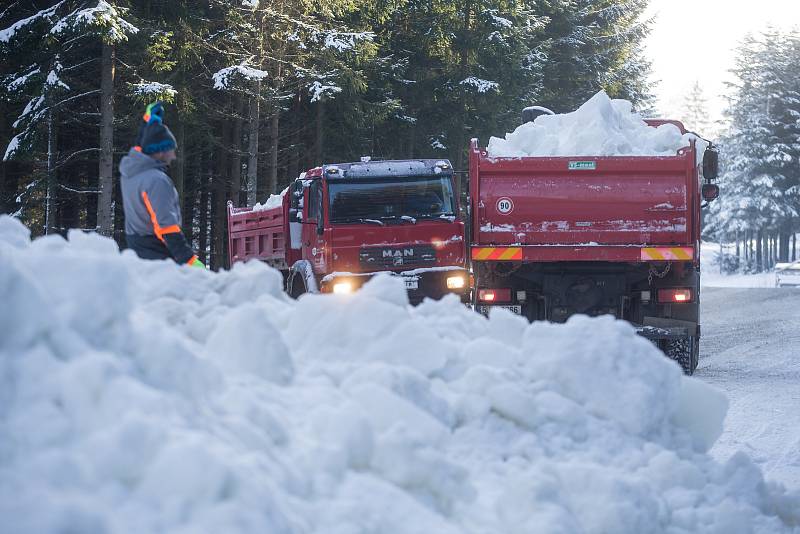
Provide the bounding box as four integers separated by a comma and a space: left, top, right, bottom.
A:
228, 159, 469, 305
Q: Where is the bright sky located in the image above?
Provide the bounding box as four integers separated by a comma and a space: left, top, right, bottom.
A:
643, 0, 800, 136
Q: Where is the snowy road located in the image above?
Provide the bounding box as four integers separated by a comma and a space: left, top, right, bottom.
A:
700, 287, 800, 489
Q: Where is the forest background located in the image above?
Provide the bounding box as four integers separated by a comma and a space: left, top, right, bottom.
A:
0, 1, 796, 271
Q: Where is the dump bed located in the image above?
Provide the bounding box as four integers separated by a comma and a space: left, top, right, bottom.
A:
469, 139, 701, 263
227, 200, 290, 269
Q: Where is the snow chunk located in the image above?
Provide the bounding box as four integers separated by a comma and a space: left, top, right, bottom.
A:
3, 134, 22, 161
212, 65, 269, 90
460, 76, 499, 93
488, 90, 708, 159
0, 215, 31, 249
45, 69, 69, 91
1, 221, 798, 533
0, 2, 63, 43
309, 80, 342, 102
130, 81, 176, 99
50, 0, 139, 42
8, 67, 40, 91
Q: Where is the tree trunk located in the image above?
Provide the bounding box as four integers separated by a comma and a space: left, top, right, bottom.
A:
230, 95, 244, 206
744, 232, 749, 264
213, 118, 230, 271
269, 107, 279, 194
246, 92, 260, 206
793, 233, 796, 262
199, 165, 209, 264
45, 110, 57, 235
756, 230, 763, 272
315, 99, 324, 165
97, 42, 115, 236
287, 91, 301, 180
456, 0, 472, 172
174, 116, 186, 200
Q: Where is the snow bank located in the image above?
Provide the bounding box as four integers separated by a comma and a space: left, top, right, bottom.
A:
1, 215, 798, 534
488, 90, 707, 159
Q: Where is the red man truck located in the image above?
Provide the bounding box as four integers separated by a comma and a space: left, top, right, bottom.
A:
227, 159, 469, 304
468, 122, 719, 374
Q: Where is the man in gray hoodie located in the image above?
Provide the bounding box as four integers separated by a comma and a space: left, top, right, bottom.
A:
120, 103, 204, 268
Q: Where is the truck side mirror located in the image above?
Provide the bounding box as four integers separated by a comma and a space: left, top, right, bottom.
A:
702, 146, 719, 180
702, 183, 719, 202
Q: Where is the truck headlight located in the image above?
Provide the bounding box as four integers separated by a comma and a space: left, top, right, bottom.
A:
333, 281, 353, 294
446, 275, 466, 289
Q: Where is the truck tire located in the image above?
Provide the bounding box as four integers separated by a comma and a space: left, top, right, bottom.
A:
665, 337, 699, 375
287, 260, 318, 298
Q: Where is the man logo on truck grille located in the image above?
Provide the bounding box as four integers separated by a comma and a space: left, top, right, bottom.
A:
382, 249, 415, 258
496, 197, 514, 214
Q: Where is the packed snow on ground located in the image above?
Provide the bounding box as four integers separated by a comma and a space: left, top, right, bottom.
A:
700, 242, 779, 288
700, 286, 800, 490
1, 215, 799, 534
487, 90, 707, 159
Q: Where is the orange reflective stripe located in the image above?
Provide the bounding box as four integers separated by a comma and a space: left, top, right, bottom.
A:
472, 248, 494, 260
141, 191, 167, 243
133, 146, 142, 152
472, 247, 522, 261
487, 248, 506, 260
499, 247, 522, 260
160, 224, 181, 235
186, 255, 198, 265
641, 247, 694, 261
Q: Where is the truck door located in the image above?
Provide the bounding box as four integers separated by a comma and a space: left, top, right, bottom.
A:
302, 180, 327, 271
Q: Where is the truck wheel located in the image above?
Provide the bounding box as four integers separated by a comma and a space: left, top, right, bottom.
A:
664, 337, 699, 375
287, 260, 319, 299
289, 275, 307, 299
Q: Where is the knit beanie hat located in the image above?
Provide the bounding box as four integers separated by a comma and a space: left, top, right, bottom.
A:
137, 102, 177, 155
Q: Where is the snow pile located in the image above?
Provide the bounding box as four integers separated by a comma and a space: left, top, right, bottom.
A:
252, 187, 289, 212
1, 215, 798, 534
488, 90, 707, 158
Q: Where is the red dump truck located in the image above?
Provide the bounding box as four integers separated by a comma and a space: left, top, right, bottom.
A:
227, 159, 469, 304
469, 122, 719, 374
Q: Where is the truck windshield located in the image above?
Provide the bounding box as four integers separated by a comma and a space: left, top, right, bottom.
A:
328, 176, 455, 224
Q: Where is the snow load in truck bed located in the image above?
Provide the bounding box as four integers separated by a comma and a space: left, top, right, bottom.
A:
488, 90, 706, 158
1, 215, 798, 534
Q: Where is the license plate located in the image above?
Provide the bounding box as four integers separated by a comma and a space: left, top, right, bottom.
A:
478, 305, 522, 315
404, 278, 419, 290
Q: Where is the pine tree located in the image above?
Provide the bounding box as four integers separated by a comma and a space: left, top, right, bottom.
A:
706, 30, 800, 269
681, 80, 714, 136
1, 1, 137, 235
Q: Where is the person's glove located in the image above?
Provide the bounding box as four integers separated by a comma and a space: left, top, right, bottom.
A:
187, 256, 206, 269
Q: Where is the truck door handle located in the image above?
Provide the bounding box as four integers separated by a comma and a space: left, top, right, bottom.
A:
304, 241, 310, 246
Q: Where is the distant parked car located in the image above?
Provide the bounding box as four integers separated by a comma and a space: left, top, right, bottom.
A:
775, 261, 800, 287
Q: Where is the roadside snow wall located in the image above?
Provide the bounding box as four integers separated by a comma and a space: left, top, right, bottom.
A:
0, 215, 797, 534
487, 90, 707, 158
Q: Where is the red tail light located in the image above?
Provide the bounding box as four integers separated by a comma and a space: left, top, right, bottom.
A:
478, 288, 511, 303
657, 288, 693, 303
